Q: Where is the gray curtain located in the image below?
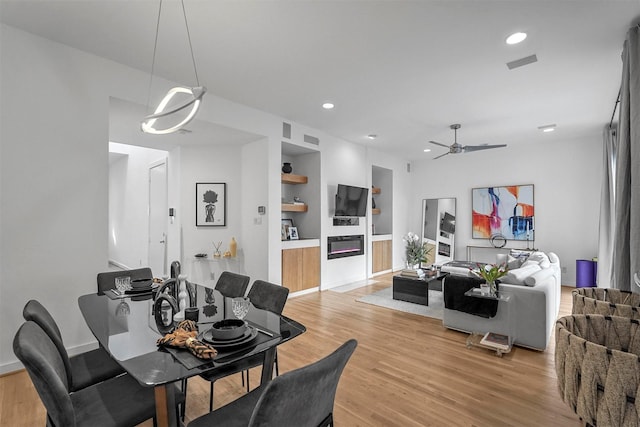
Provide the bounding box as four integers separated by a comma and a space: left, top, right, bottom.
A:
598, 124, 617, 288
612, 24, 640, 292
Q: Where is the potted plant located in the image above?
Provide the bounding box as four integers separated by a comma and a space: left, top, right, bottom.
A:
402, 232, 433, 269
469, 263, 509, 294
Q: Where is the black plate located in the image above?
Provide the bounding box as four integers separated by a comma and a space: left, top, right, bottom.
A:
200, 325, 258, 349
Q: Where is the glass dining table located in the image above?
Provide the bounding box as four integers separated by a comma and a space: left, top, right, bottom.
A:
78, 284, 306, 427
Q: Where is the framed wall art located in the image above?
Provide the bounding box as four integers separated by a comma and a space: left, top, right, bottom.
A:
472, 184, 534, 241
281, 218, 294, 240
288, 226, 299, 240
196, 183, 226, 226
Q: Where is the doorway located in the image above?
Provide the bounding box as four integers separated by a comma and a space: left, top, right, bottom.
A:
148, 160, 168, 277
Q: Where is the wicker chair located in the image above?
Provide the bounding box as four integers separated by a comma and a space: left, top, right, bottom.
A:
555, 314, 640, 426
572, 288, 640, 319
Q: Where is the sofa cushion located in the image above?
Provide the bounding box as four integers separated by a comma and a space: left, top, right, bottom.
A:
524, 266, 556, 286
507, 255, 525, 270
504, 264, 542, 285
526, 252, 551, 268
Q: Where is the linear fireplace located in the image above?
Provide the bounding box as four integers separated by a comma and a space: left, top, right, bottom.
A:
327, 235, 364, 259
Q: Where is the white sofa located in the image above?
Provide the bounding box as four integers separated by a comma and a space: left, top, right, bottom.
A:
442, 251, 561, 351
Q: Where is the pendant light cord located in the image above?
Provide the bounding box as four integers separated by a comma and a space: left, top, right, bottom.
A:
145, 0, 200, 113
145, 0, 163, 115
181, 0, 200, 87
609, 86, 621, 130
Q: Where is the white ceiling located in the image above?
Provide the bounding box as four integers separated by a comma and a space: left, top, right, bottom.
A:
2, 0, 638, 158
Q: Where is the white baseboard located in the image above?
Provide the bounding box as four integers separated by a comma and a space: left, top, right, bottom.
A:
109, 259, 131, 270
1, 341, 99, 376
289, 287, 319, 298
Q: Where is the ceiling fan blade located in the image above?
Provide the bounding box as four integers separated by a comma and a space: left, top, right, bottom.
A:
429, 140, 450, 148
433, 152, 450, 160
462, 144, 507, 152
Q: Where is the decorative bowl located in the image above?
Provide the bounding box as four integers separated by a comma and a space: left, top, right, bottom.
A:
209, 319, 247, 341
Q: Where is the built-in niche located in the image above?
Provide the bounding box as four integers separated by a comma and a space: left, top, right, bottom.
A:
421, 198, 456, 266
371, 165, 392, 235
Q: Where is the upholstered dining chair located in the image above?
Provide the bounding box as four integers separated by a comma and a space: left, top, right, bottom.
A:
188, 339, 358, 427
242, 280, 290, 385
14, 321, 184, 427
201, 280, 290, 411
96, 267, 154, 295
22, 299, 125, 391
214, 271, 251, 298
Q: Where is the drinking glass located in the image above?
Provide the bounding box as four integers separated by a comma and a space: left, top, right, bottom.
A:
232, 297, 250, 320
115, 276, 131, 294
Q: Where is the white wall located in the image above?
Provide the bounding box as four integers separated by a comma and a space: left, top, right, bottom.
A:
179, 145, 245, 284
321, 139, 370, 288
368, 149, 413, 272
2, 23, 409, 372
410, 135, 603, 285
0, 24, 282, 372
241, 138, 270, 282
108, 143, 168, 270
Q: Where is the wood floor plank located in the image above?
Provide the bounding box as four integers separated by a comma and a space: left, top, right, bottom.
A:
2, 272, 582, 426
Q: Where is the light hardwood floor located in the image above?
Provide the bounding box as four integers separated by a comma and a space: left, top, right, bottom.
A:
1, 273, 582, 426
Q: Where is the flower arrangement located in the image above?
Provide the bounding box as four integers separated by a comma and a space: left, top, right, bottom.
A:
403, 232, 433, 267
469, 263, 509, 285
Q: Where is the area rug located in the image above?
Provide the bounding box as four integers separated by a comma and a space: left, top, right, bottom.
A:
356, 287, 443, 320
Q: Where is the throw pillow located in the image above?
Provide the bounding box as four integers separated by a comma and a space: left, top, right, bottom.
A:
507, 255, 524, 270
523, 267, 556, 286
503, 264, 542, 285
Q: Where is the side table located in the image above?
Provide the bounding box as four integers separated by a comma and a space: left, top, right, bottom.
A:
463, 288, 513, 356
392, 273, 442, 306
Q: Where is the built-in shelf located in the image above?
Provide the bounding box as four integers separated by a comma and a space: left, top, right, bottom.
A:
281, 173, 308, 184
372, 208, 381, 215
372, 186, 381, 194
282, 203, 308, 212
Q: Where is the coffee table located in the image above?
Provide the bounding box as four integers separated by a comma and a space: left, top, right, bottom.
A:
392, 273, 443, 305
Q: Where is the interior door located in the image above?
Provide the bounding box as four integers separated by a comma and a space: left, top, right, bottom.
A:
149, 160, 168, 277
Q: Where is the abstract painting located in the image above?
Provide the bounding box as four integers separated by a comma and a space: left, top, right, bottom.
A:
196, 183, 226, 226
472, 184, 534, 241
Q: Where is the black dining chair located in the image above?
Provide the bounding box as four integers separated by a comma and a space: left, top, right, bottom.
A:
175, 271, 251, 415
200, 279, 290, 412
96, 267, 154, 295
188, 339, 358, 427
22, 299, 125, 391
214, 271, 251, 298
14, 321, 185, 427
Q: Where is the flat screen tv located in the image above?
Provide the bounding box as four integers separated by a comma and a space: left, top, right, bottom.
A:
440, 211, 456, 234
335, 184, 369, 217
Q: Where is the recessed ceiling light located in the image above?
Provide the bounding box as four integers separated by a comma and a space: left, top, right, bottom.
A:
367, 134, 377, 140
322, 102, 334, 110
538, 124, 557, 132
423, 148, 431, 153
506, 32, 527, 45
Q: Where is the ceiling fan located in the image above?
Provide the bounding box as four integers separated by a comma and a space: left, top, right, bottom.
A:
429, 124, 507, 160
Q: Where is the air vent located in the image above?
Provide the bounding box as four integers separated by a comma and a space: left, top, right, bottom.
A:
303, 134, 320, 145
282, 122, 291, 139
507, 54, 538, 70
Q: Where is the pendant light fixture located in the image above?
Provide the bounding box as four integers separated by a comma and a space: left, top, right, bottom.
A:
141, 0, 206, 135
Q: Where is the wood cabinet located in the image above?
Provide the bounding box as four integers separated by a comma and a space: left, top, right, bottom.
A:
282, 246, 320, 293
372, 239, 392, 273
